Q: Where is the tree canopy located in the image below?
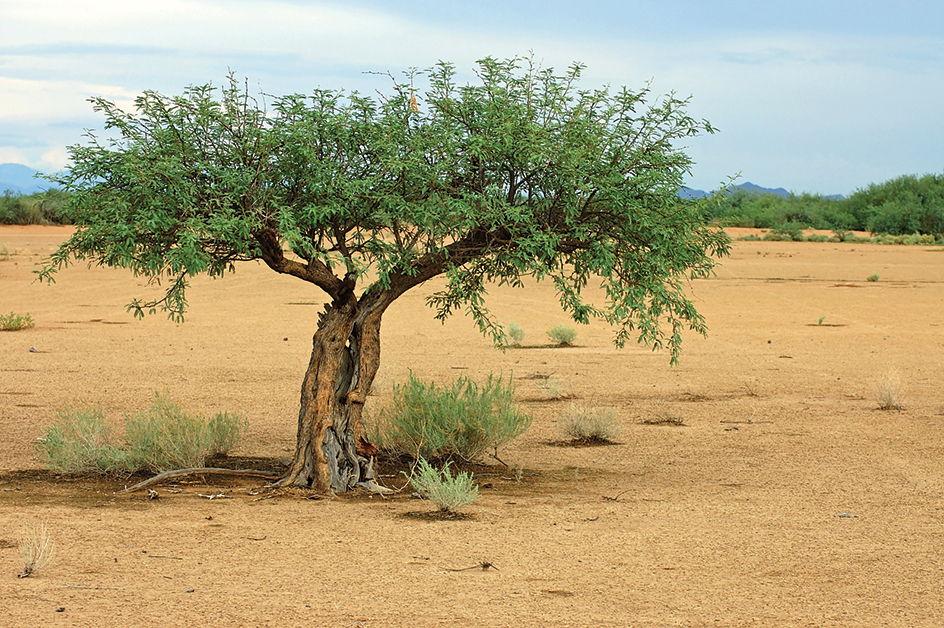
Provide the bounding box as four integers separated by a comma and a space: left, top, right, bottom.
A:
41, 57, 729, 491
43, 57, 727, 360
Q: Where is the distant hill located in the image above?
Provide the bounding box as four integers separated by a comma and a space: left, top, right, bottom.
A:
681, 181, 844, 200
681, 181, 790, 200
0, 163, 54, 194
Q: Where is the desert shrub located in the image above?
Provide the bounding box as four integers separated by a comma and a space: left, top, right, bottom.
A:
546, 324, 577, 346
406, 458, 478, 513
506, 321, 525, 347
125, 391, 245, 472
763, 221, 804, 241
877, 369, 905, 411
35, 407, 129, 475
0, 312, 34, 331
867, 273, 880, 282
0, 243, 9, 260
376, 372, 531, 462
18, 522, 55, 578
557, 404, 621, 443
539, 374, 568, 399
37, 392, 245, 476
806, 233, 830, 243
206, 411, 247, 456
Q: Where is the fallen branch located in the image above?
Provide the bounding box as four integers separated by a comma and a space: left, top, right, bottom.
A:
117, 468, 281, 494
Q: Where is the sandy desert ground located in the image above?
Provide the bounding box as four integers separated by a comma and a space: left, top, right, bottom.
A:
1, 225, 942, 627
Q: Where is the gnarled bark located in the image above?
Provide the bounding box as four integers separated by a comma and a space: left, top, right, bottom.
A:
276, 295, 385, 492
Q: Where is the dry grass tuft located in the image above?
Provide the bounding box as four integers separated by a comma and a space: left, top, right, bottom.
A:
18, 522, 55, 578
877, 369, 905, 411
557, 404, 621, 443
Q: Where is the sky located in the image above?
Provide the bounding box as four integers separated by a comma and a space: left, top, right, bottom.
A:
1, 0, 942, 195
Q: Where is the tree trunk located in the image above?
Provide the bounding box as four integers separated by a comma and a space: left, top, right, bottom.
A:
276, 297, 384, 492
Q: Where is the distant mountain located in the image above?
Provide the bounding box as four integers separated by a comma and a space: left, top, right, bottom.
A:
681, 181, 791, 199
679, 186, 708, 200
0, 163, 54, 194
737, 182, 790, 198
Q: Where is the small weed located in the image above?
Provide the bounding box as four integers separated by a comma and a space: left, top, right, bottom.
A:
818, 314, 826, 325
18, 522, 54, 578
406, 458, 478, 514
0, 243, 9, 260
505, 321, 525, 347
546, 324, 577, 346
539, 374, 567, 400
0, 312, 34, 331
557, 403, 621, 443
866, 273, 880, 282
877, 369, 905, 411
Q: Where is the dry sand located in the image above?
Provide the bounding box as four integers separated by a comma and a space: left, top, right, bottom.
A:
1, 225, 942, 627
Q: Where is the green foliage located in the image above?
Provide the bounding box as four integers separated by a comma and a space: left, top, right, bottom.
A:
41, 57, 728, 361
505, 321, 525, 347
709, 188, 857, 232
124, 391, 246, 472
406, 458, 478, 513
710, 174, 944, 238
867, 273, 880, 282
557, 404, 621, 443
35, 392, 245, 476
0, 191, 69, 225
35, 408, 129, 475
376, 372, 531, 462
847, 173, 944, 236
546, 324, 578, 346
0, 312, 34, 331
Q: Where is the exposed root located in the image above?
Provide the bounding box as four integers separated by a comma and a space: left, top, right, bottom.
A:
117, 468, 281, 494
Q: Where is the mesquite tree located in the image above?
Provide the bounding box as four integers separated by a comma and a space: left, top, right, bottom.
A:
40, 57, 729, 492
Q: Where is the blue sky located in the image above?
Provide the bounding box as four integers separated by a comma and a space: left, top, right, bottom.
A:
1, 0, 942, 195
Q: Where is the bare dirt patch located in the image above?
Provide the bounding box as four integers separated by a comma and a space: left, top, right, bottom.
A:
1, 226, 943, 627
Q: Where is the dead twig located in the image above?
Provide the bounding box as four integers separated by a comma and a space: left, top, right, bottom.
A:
444, 561, 498, 572
603, 489, 631, 502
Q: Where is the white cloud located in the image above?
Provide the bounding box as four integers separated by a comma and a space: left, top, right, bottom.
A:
0, 76, 137, 124
1, 0, 942, 193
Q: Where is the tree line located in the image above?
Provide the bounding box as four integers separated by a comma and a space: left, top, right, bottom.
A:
707, 173, 944, 236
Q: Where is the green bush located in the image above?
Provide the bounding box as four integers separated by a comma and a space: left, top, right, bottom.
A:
506, 321, 525, 347
867, 273, 880, 282
35, 408, 129, 475
125, 391, 246, 472
557, 404, 621, 443
0, 191, 69, 225
546, 324, 577, 346
36, 392, 245, 476
406, 458, 478, 513
375, 372, 531, 462
0, 312, 34, 331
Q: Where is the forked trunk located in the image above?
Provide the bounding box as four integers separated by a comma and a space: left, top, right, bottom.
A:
276, 297, 383, 492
